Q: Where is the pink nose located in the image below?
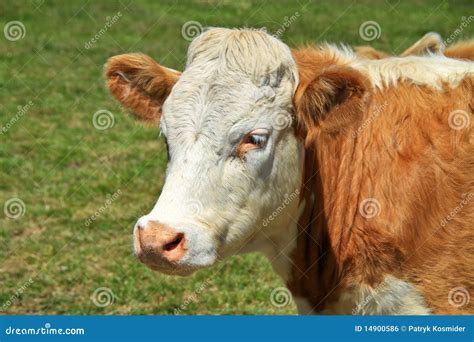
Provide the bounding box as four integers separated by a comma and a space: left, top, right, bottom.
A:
134, 220, 187, 267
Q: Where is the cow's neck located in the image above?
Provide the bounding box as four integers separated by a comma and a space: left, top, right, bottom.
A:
285, 129, 364, 314
283, 121, 434, 315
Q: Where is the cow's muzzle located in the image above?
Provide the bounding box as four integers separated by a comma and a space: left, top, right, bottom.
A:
133, 220, 192, 275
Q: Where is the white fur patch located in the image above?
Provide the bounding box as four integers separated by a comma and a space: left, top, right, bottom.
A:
329, 276, 431, 315
326, 45, 474, 90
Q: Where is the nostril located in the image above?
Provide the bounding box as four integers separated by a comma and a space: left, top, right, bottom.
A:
163, 233, 185, 252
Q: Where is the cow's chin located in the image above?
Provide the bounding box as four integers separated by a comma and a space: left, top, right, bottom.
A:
144, 262, 199, 277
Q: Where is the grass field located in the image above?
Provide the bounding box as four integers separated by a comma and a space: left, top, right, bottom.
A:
1, 0, 473, 315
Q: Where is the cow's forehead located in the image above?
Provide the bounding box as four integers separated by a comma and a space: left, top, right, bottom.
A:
161, 28, 298, 146
162, 72, 273, 144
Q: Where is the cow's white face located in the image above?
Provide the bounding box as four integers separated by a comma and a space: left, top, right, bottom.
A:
124, 29, 302, 275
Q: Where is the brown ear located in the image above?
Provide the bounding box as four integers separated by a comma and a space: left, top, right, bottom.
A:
294, 60, 369, 135
400, 32, 444, 57
105, 53, 180, 124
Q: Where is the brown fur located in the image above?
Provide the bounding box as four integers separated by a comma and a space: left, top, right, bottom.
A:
289, 47, 474, 314
355, 46, 389, 60
445, 39, 474, 61
105, 53, 180, 123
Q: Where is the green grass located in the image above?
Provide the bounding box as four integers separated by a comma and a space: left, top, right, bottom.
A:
1, 0, 472, 315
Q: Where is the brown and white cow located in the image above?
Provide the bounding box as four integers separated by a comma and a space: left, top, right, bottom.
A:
106, 28, 474, 315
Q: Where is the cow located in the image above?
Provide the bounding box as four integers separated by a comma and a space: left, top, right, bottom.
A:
105, 28, 474, 315
356, 31, 474, 60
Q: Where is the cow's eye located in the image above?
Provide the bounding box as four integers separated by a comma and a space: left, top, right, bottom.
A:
246, 134, 267, 147
235, 129, 269, 158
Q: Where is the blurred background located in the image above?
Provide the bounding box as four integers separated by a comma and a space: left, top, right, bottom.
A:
1, 0, 473, 314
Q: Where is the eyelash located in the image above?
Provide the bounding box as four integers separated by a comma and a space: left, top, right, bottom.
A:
246, 134, 267, 147
233, 133, 268, 160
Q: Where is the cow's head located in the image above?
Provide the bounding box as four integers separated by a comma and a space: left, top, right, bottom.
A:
105, 28, 367, 276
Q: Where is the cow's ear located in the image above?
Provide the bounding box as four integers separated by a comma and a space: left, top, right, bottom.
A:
105, 53, 180, 124
400, 32, 444, 57
293, 62, 369, 134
